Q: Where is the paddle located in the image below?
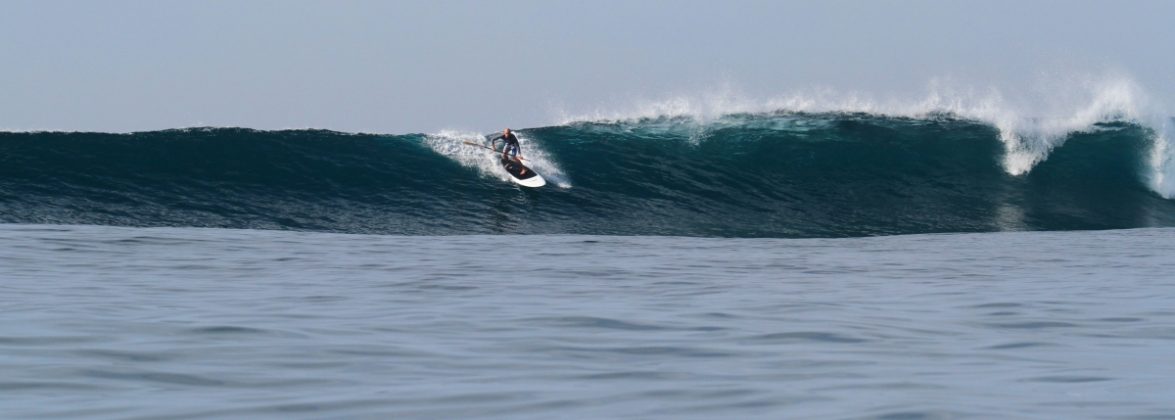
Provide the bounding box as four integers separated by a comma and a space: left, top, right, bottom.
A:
462, 141, 528, 162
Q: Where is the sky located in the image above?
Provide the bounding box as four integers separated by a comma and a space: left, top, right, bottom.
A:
1, 0, 1173, 133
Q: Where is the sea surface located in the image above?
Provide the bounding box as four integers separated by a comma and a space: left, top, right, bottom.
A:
3, 224, 1174, 419
4, 109, 1175, 418
3, 114, 1175, 237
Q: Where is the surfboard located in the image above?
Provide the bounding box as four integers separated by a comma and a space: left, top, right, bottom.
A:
463, 140, 547, 188
501, 157, 546, 187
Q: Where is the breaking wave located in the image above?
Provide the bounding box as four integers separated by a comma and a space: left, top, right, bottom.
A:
3, 108, 1174, 238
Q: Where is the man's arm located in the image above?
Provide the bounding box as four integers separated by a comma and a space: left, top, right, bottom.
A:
486, 135, 504, 153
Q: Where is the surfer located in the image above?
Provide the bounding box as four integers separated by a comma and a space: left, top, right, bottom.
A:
490, 128, 526, 175
491, 128, 522, 162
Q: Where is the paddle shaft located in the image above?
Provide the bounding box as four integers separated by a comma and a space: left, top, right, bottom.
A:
462, 141, 526, 161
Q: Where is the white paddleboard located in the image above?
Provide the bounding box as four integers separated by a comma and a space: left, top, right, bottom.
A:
501, 157, 546, 188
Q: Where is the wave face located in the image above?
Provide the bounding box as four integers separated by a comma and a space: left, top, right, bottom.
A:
3, 116, 1174, 237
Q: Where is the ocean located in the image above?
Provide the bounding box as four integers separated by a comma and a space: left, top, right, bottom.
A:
2, 114, 1174, 237
3, 111, 1175, 419
3, 225, 1174, 419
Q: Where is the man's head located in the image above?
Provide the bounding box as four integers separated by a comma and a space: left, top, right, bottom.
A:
504, 128, 511, 136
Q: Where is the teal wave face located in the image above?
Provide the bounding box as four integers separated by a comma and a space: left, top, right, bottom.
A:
2, 117, 1173, 237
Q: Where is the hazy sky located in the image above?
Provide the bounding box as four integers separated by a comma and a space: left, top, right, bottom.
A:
2, 0, 1172, 133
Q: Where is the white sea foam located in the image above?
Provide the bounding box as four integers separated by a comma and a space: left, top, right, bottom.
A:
553, 74, 1173, 198
1148, 120, 1175, 197
425, 130, 572, 189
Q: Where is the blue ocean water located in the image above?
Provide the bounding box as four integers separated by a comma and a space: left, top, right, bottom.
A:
3, 115, 1174, 237
3, 224, 1173, 419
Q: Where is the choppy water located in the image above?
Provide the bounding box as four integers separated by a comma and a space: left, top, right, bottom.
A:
3, 224, 1174, 419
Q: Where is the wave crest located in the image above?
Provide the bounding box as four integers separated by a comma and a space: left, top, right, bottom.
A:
553, 74, 1171, 196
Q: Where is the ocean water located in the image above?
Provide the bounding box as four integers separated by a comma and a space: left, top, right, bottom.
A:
3, 114, 1175, 238
3, 224, 1174, 419
5, 103, 1175, 418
